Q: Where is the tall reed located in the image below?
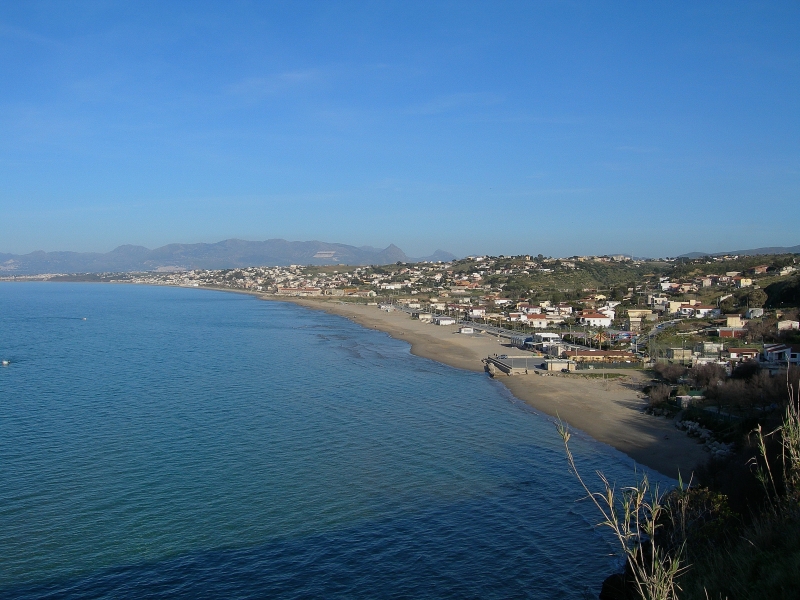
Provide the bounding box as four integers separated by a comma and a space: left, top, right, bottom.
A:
750, 365, 800, 510
557, 421, 686, 600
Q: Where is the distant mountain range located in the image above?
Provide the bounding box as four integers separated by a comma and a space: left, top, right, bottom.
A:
0, 239, 458, 275
678, 245, 800, 259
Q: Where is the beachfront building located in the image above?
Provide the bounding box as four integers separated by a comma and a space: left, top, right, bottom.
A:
544, 359, 577, 372
275, 286, 322, 296
433, 316, 456, 326
563, 349, 637, 363
534, 332, 561, 343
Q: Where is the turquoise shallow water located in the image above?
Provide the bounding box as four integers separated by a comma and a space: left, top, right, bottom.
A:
0, 283, 658, 598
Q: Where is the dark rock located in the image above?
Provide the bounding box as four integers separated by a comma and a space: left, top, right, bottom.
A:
599, 572, 636, 600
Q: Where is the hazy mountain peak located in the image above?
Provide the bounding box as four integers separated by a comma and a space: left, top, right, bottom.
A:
679, 244, 800, 258
0, 238, 458, 275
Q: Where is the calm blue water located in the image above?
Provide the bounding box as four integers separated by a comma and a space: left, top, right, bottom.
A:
0, 283, 656, 599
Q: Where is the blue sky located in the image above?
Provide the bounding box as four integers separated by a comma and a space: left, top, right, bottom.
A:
1, 1, 798, 258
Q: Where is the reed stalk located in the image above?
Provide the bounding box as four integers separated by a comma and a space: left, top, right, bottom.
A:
557, 420, 686, 600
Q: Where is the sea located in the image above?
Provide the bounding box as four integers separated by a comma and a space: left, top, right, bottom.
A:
0, 282, 662, 599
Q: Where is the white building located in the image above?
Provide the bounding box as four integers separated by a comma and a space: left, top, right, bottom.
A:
597, 306, 616, 320
578, 313, 613, 328
535, 332, 561, 343
524, 314, 550, 329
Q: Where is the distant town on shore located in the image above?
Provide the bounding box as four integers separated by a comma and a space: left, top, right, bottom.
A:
5, 250, 799, 373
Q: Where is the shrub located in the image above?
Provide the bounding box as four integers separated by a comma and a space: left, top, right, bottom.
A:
682, 372, 800, 598
655, 363, 688, 384
679, 512, 800, 599
689, 364, 725, 389
731, 361, 759, 380
649, 384, 672, 408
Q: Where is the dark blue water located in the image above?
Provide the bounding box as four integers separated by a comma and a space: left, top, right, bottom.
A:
0, 283, 656, 599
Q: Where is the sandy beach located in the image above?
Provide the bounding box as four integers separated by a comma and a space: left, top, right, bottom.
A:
270, 296, 707, 480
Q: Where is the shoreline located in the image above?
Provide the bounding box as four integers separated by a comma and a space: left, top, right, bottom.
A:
265, 295, 707, 480
1, 280, 706, 478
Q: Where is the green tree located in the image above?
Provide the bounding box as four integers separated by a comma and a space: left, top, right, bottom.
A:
746, 287, 767, 308
719, 297, 738, 313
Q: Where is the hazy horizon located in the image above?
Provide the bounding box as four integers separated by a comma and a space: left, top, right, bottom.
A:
3, 234, 799, 264
2, 2, 799, 257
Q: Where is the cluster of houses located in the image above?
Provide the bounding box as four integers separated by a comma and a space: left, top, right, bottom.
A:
657, 264, 795, 294
666, 338, 800, 368
490, 298, 626, 329
105, 253, 659, 304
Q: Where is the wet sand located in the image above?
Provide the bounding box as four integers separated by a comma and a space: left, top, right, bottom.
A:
264, 296, 706, 479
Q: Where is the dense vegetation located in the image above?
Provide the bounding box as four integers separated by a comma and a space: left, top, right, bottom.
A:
765, 277, 800, 308
573, 365, 800, 600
